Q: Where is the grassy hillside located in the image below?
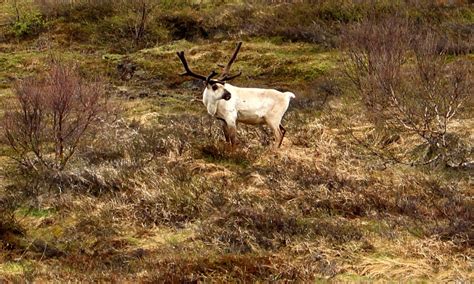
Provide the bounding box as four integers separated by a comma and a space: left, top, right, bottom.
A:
0, 0, 473, 282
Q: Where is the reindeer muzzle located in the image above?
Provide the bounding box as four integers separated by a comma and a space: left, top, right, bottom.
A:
222, 89, 231, 101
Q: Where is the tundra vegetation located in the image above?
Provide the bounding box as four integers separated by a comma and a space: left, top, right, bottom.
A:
0, 0, 473, 282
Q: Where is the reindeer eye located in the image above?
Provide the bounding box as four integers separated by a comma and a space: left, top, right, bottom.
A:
212, 84, 218, 91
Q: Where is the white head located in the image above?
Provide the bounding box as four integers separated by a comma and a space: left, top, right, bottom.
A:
204, 82, 232, 101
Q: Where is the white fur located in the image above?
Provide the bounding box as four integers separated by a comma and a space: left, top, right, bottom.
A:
202, 83, 295, 147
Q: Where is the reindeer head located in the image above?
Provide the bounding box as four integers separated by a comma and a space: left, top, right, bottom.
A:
204, 80, 232, 101
177, 42, 242, 101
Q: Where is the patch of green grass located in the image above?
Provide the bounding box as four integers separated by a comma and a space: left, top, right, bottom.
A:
0, 50, 45, 81
123, 236, 141, 246
124, 97, 181, 118
457, 6, 474, 23
201, 154, 251, 169
16, 207, 56, 218
0, 88, 14, 118
102, 53, 125, 62
0, 48, 110, 91
133, 40, 340, 88
0, 262, 24, 276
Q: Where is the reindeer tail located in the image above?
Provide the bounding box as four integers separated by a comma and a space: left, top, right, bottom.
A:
284, 92, 296, 99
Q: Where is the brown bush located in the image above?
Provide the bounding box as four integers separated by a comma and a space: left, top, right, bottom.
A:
1, 61, 107, 172
343, 15, 472, 164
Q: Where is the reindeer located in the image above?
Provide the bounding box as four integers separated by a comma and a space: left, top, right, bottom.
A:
177, 42, 295, 149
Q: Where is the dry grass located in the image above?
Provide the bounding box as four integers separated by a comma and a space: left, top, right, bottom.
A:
0, 10, 473, 282
2, 96, 471, 281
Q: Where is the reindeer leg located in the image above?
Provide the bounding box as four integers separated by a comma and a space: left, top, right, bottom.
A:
278, 125, 286, 148
228, 126, 237, 150
264, 117, 281, 149
224, 120, 238, 151
223, 115, 238, 151
222, 121, 230, 143
269, 124, 281, 149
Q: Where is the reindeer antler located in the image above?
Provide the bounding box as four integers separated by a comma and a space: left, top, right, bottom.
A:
205, 70, 218, 83
177, 42, 243, 84
176, 51, 208, 81
218, 42, 242, 81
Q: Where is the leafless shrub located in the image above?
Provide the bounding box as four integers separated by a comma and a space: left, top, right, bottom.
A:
1, 61, 107, 172
118, 0, 159, 46
343, 15, 472, 164
47, 113, 226, 195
